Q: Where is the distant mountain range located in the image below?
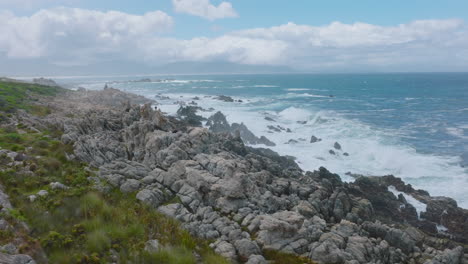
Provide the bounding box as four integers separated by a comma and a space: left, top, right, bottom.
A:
0, 57, 295, 77
150, 61, 295, 74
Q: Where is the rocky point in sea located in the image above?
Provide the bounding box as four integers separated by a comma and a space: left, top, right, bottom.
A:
5, 86, 468, 264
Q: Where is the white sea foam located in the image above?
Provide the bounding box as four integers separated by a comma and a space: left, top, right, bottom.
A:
388, 186, 427, 218
72, 82, 468, 209
436, 224, 448, 233
446, 127, 467, 139
285, 93, 329, 98
286, 88, 310, 91
253, 85, 279, 88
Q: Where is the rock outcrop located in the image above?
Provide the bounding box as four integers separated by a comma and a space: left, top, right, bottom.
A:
207, 111, 276, 147
24, 88, 468, 264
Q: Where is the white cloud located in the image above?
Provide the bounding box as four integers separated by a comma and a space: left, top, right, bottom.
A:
0, 7, 173, 59
1, 7, 468, 72
172, 0, 238, 20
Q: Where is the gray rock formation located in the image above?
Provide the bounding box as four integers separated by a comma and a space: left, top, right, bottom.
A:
207, 111, 276, 147
25, 88, 468, 264
215, 95, 235, 102
334, 142, 342, 150
310, 135, 322, 143
177, 106, 206, 127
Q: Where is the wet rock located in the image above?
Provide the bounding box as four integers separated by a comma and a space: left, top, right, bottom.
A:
421, 197, 468, 243
206, 111, 231, 133
334, 142, 342, 150
232, 123, 276, 146
177, 106, 206, 127
310, 136, 322, 143
267, 125, 281, 132
215, 95, 234, 102
207, 112, 276, 146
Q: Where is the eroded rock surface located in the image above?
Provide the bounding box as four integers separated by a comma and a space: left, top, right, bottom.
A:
28, 88, 468, 264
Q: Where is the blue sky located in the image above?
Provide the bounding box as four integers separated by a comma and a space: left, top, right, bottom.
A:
9, 0, 468, 38
1, 0, 468, 74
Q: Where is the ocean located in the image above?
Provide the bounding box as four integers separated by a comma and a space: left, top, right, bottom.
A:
60, 73, 468, 208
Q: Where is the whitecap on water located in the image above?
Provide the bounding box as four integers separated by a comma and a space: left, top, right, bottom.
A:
388, 186, 427, 219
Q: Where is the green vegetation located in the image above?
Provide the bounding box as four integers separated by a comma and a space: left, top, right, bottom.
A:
0, 82, 317, 264
0, 126, 229, 263
263, 249, 317, 264
0, 81, 62, 117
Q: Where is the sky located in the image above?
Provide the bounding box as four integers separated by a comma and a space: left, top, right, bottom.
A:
1, 0, 468, 75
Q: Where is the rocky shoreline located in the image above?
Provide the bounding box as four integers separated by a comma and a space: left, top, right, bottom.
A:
1, 85, 467, 263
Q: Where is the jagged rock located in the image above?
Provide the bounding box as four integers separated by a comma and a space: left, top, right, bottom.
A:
31, 87, 468, 264
232, 123, 276, 146
177, 106, 205, 126
206, 111, 231, 133
421, 197, 468, 243
207, 112, 276, 146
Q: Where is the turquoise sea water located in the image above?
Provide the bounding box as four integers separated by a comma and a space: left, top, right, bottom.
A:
62, 73, 468, 207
